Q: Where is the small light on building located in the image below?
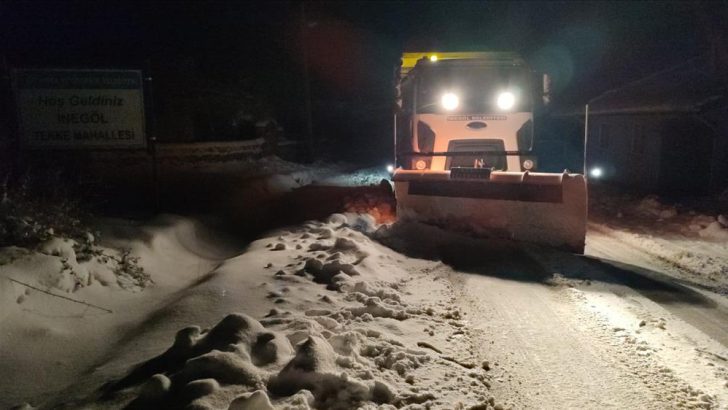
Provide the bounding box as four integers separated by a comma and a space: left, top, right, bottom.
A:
386, 164, 394, 173
430, 55, 438, 62
590, 167, 603, 178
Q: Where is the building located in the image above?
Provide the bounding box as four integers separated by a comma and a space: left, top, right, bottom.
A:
584, 55, 728, 195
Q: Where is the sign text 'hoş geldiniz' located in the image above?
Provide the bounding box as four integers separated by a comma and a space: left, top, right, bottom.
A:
13, 69, 146, 149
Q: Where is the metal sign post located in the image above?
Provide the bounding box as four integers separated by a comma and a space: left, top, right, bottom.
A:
300, 2, 314, 161
144, 61, 160, 211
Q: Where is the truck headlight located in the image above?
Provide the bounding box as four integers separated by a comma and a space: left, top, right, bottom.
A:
441, 93, 459, 111
497, 91, 515, 110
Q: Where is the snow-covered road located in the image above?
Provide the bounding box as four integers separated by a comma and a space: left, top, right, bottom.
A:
450, 268, 666, 409
378, 221, 728, 409
453, 249, 726, 409
588, 224, 728, 346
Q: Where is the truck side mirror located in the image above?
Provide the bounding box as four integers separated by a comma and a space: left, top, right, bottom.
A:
542, 73, 552, 106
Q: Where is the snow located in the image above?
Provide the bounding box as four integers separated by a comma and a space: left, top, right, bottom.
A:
8, 214, 498, 409
1, 234, 148, 298
699, 221, 728, 241
535, 255, 728, 408
635, 195, 679, 219
577, 287, 726, 408
590, 191, 728, 293
1, 209, 503, 409
319, 166, 391, 188
3, 166, 728, 409
0, 215, 239, 407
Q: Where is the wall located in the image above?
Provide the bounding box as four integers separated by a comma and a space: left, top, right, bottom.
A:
657, 117, 714, 195
703, 106, 728, 193
587, 115, 663, 191
587, 113, 721, 194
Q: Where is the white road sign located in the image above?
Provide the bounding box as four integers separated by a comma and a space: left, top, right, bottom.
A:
13, 69, 146, 149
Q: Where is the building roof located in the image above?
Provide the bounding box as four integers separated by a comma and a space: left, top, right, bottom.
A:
587, 55, 727, 115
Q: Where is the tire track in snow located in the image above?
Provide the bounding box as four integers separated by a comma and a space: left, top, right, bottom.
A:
440, 255, 678, 409
587, 226, 728, 347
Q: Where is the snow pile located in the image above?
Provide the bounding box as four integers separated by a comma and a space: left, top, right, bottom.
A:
695, 214, 728, 241
118, 312, 422, 409
319, 167, 391, 188
0, 233, 148, 296
0, 273, 15, 322
0, 216, 242, 408
590, 223, 728, 293
316, 169, 396, 225
89, 214, 498, 410
589, 190, 728, 291
594, 191, 728, 241
632, 195, 728, 240
635, 196, 678, 220
343, 185, 396, 225
121, 313, 292, 409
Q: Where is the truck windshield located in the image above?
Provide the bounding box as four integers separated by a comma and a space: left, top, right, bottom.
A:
416, 65, 532, 114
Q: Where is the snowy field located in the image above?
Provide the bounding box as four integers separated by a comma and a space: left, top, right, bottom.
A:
1, 164, 727, 409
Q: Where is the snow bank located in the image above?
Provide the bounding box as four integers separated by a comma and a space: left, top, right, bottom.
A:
0, 233, 149, 299
589, 192, 728, 292
635, 196, 678, 220
319, 167, 391, 188
0, 275, 16, 322
595, 192, 728, 242
123, 311, 414, 410
317, 169, 396, 225
697, 220, 728, 241
0, 215, 241, 408
590, 223, 728, 293
343, 191, 396, 225
86, 214, 497, 410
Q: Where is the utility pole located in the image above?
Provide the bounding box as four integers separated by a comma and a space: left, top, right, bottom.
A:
583, 104, 589, 176
300, 1, 314, 161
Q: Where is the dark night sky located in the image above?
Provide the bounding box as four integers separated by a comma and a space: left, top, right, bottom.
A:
3, 1, 726, 134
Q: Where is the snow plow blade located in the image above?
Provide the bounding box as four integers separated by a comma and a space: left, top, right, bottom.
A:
392, 170, 587, 253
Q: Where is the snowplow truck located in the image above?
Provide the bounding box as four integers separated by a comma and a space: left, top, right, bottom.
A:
393, 52, 587, 253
